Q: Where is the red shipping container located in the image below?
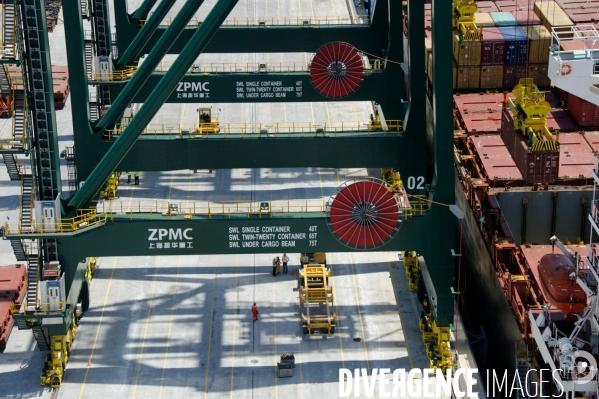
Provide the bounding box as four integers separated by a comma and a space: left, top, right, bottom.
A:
495, 0, 534, 12
567, 92, 599, 127
481, 27, 506, 64
565, 8, 599, 23
511, 10, 542, 25
477, 1, 500, 12
557, 0, 599, 9
501, 110, 560, 184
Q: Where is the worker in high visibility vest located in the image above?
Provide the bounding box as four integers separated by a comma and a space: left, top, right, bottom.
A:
251, 303, 259, 321
134, 172, 139, 185
127, 171, 131, 184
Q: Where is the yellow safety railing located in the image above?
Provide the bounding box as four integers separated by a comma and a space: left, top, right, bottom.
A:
4, 209, 106, 235
11, 300, 65, 316
87, 66, 138, 82
96, 199, 329, 220
152, 59, 385, 75
139, 15, 370, 28
104, 120, 404, 140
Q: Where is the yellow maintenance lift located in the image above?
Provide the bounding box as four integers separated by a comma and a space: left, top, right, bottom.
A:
506, 78, 559, 151
453, 0, 482, 41
195, 107, 220, 134
300, 252, 326, 267
298, 258, 336, 335
99, 171, 121, 199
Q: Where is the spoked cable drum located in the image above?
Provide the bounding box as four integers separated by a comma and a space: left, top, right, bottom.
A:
309, 42, 365, 98
327, 178, 405, 249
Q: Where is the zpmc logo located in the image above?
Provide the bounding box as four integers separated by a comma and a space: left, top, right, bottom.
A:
572, 350, 598, 384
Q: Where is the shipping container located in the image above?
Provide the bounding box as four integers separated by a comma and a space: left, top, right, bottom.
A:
496, 0, 534, 11
503, 64, 527, 89
475, 12, 496, 28
535, 1, 574, 32
524, 25, 552, 64
469, 134, 524, 181
453, 30, 482, 65
527, 63, 552, 87
555, 132, 596, 180
565, 8, 599, 23
0, 265, 26, 351
477, 1, 500, 13
481, 27, 506, 64
557, 0, 599, 9
481, 65, 505, 88
501, 109, 560, 184
456, 66, 481, 89
500, 25, 529, 64
582, 131, 599, 152
567, 92, 599, 126
491, 11, 518, 26
454, 92, 510, 133
511, 10, 542, 25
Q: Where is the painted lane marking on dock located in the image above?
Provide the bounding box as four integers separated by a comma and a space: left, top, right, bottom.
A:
77, 257, 118, 399
349, 253, 375, 399
131, 255, 162, 399
385, 252, 414, 369
158, 255, 181, 399
327, 255, 348, 399
229, 255, 239, 399
203, 258, 219, 399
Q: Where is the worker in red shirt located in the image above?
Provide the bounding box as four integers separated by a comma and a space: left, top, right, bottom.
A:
251, 303, 259, 321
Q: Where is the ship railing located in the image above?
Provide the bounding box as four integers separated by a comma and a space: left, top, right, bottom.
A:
551, 25, 599, 63
95, 199, 329, 219
3, 209, 106, 236
103, 120, 403, 140
139, 15, 370, 28
589, 247, 599, 272
10, 300, 65, 315
592, 200, 599, 228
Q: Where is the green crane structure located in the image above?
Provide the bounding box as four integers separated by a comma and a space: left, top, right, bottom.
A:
0, 0, 456, 386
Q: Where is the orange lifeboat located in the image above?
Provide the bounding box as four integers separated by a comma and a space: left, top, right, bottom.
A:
538, 254, 586, 316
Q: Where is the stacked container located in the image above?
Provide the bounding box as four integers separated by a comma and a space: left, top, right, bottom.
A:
453, 30, 482, 89
501, 109, 560, 184
499, 26, 528, 88
535, 1, 574, 32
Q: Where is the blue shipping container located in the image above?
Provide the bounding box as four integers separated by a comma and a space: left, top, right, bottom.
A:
490, 12, 517, 27
499, 26, 528, 64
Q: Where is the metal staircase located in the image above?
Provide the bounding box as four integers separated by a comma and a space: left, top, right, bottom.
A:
92, 0, 112, 107
80, 0, 89, 19
3, 1, 16, 59
10, 239, 26, 261
65, 145, 78, 196
21, 0, 61, 202
2, 153, 19, 179
26, 254, 38, 305
84, 38, 93, 80
32, 324, 49, 351
13, 90, 25, 146
0, 64, 10, 94
21, 174, 32, 229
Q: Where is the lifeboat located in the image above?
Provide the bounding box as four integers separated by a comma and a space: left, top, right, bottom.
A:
538, 254, 586, 315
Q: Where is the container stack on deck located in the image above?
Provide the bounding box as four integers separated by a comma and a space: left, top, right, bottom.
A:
0, 265, 26, 351
414, 1, 582, 91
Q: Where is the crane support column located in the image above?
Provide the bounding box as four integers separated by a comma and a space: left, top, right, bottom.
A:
67, 0, 240, 211
132, 0, 160, 21
116, 0, 178, 68
94, 0, 206, 132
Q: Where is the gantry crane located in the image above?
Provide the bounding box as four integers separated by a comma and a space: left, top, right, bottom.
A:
0, 0, 457, 387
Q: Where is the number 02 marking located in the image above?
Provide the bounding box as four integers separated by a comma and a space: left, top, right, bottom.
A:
406, 176, 425, 190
